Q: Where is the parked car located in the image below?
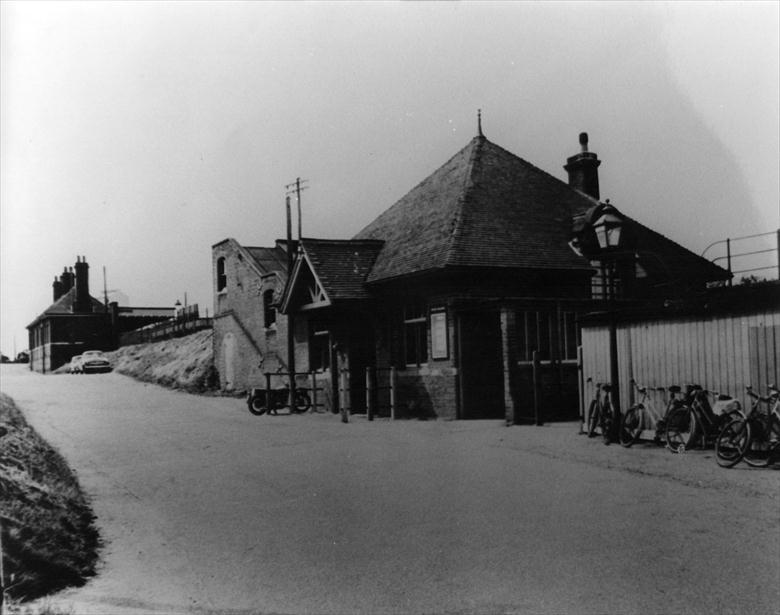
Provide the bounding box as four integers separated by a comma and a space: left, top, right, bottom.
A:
80, 350, 112, 374
69, 355, 84, 374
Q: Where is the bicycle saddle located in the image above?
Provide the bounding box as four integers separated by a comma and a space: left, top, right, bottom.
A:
668, 385, 681, 394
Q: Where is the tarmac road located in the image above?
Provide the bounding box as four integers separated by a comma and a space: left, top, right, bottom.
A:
2, 364, 779, 614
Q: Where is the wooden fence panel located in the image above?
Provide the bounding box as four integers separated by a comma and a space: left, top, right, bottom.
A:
734, 316, 747, 394
581, 309, 780, 411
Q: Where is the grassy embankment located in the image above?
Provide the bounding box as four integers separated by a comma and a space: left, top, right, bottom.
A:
103, 328, 219, 393
0, 393, 99, 607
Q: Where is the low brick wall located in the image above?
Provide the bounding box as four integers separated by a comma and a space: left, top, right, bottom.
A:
395, 366, 458, 420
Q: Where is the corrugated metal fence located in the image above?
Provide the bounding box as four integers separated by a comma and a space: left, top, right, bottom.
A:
581, 310, 780, 409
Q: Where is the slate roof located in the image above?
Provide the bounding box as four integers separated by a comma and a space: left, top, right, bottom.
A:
624, 217, 730, 282
353, 134, 728, 285
300, 238, 384, 301
354, 135, 597, 283
27, 287, 105, 328
245, 246, 289, 277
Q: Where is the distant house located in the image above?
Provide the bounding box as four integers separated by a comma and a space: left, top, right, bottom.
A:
211, 239, 291, 391
275, 130, 728, 420
27, 256, 175, 373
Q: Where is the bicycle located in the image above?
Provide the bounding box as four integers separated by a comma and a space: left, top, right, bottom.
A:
586, 378, 616, 444
618, 381, 682, 447
716, 385, 780, 468
665, 385, 742, 453
247, 384, 312, 416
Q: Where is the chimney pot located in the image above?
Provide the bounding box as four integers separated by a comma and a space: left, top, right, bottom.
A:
564, 132, 601, 200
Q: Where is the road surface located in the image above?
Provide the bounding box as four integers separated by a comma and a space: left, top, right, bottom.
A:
2, 365, 778, 614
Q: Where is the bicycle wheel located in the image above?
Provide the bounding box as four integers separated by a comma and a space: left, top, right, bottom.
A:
601, 402, 614, 445
743, 414, 780, 468
247, 394, 268, 416
715, 418, 750, 468
666, 406, 697, 453
587, 401, 600, 438
293, 390, 312, 413
619, 405, 643, 447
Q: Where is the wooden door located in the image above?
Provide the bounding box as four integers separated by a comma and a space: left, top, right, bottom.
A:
459, 311, 505, 419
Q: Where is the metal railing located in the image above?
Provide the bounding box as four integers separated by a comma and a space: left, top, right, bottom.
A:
701, 229, 779, 284
263, 371, 327, 413
338, 366, 399, 423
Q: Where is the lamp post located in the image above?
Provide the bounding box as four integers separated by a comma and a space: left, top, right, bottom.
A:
573, 202, 624, 441
591, 204, 623, 438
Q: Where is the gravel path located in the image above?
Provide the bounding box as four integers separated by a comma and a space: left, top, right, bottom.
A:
2, 365, 778, 614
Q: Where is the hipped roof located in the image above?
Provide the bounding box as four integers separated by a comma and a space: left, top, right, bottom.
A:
354, 135, 597, 283
354, 135, 727, 284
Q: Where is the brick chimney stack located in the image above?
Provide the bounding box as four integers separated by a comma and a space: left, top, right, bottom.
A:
59, 268, 68, 294
52, 276, 64, 302
564, 132, 601, 200
58, 267, 74, 294
73, 256, 91, 313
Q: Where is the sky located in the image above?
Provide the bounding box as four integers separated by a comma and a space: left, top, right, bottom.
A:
1, 1, 778, 358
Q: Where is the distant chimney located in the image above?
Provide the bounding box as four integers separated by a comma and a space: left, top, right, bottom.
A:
52, 276, 64, 302
74, 256, 91, 313
59, 267, 74, 293
564, 132, 601, 200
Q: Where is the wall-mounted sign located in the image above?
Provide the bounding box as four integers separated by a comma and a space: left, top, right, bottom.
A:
430, 307, 448, 360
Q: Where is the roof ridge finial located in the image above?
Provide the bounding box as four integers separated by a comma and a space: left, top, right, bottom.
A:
477, 109, 483, 137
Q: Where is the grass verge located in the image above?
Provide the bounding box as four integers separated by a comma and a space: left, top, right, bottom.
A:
0, 393, 99, 606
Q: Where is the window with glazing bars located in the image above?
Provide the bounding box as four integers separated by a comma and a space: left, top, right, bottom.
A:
404, 305, 428, 366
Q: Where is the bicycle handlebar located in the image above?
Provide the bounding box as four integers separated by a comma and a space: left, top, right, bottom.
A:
746, 385, 779, 403
700, 389, 733, 400
630, 381, 675, 395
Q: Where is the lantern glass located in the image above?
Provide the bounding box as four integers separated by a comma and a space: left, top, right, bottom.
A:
593, 213, 622, 249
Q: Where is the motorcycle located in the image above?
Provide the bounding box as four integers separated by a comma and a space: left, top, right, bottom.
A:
247, 384, 312, 416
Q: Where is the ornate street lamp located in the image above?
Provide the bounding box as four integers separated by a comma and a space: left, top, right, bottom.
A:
575, 201, 625, 441
592, 203, 623, 251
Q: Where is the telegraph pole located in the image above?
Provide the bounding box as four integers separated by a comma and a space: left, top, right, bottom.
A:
103, 266, 109, 310
285, 177, 308, 240
284, 195, 296, 404
283, 178, 308, 406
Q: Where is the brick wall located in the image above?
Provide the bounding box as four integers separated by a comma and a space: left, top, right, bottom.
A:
376, 305, 460, 419
396, 367, 459, 419
28, 313, 113, 373
212, 240, 287, 392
